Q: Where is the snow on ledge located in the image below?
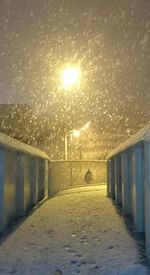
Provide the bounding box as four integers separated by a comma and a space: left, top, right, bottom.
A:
0, 132, 49, 160
107, 123, 150, 159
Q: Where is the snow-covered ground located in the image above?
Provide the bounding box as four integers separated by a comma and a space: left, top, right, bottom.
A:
0, 185, 149, 275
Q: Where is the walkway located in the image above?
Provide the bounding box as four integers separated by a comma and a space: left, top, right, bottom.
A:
0, 185, 149, 275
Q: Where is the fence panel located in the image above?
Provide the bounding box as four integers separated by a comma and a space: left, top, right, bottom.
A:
0, 133, 49, 233
49, 160, 107, 195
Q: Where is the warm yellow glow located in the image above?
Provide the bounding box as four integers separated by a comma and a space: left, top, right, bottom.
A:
82, 121, 90, 130
71, 122, 90, 138
60, 66, 80, 89
72, 130, 80, 137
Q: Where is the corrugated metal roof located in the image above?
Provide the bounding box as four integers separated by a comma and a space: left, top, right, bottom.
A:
107, 123, 150, 159
0, 132, 49, 160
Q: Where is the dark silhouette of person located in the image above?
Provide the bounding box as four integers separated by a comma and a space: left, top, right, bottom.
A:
84, 169, 92, 184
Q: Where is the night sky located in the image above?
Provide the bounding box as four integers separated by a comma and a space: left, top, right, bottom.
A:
0, 0, 150, 155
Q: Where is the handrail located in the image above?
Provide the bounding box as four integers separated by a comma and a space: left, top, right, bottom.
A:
0, 132, 49, 160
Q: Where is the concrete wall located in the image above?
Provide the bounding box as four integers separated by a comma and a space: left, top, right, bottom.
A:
49, 160, 107, 195
0, 144, 49, 234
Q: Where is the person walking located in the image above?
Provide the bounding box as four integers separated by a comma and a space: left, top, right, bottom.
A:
84, 169, 92, 184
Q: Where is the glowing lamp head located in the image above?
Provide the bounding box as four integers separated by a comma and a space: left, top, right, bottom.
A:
60, 66, 80, 89
72, 130, 80, 138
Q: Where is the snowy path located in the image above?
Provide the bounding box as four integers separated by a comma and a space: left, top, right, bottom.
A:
0, 185, 149, 275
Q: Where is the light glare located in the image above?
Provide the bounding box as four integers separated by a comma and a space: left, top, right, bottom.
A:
72, 130, 80, 137
61, 67, 80, 89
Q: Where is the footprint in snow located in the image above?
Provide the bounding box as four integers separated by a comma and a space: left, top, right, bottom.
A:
93, 237, 99, 242
71, 233, 77, 238
88, 224, 93, 228
70, 259, 78, 264
69, 249, 76, 254
54, 269, 62, 275
107, 245, 114, 249
76, 254, 83, 258
78, 260, 99, 270
64, 245, 70, 251
80, 237, 88, 244
47, 229, 54, 235
9, 268, 17, 274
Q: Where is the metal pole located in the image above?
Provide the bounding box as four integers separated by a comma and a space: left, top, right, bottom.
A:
79, 134, 82, 160
70, 132, 73, 159
65, 133, 68, 160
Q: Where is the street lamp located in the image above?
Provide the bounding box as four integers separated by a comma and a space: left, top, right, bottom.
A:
65, 122, 90, 160
76, 122, 90, 160
60, 66, 81, 90
60, 65, 81, 160
65, 129, 81, 160
72, 130, 80, 137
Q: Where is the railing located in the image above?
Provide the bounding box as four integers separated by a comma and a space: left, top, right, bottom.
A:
0, 133, 50, 233
49, 160, 107, 195
0, 133, 107, 234
107, 136, 150, 264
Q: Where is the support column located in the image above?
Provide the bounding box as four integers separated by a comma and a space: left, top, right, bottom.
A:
115, 155, 122, 205
0, 148, 7, 233
132, 143, 144, 233
38, 159, 45, 202
110, 158, 115, 199
144, 141, 150, 263
48, 161, 51, 196
44, 160, 49, 198
121, 150, 131, 215
107, 160, 111, 197
30, 158, 38, 206
5, 151, 17, 222
16, 154, 26, 216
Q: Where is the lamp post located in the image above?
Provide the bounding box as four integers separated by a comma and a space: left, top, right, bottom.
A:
65, 132, 68, 160
78, 122, 90, 160
69, 123, 90, 160
64, 129, 80, 160
60, 66, 81, 160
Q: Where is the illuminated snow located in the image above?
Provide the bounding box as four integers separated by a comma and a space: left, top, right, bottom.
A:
0, 132, 49, 159
107, 123, 150, 158
0, 186, 148, 274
